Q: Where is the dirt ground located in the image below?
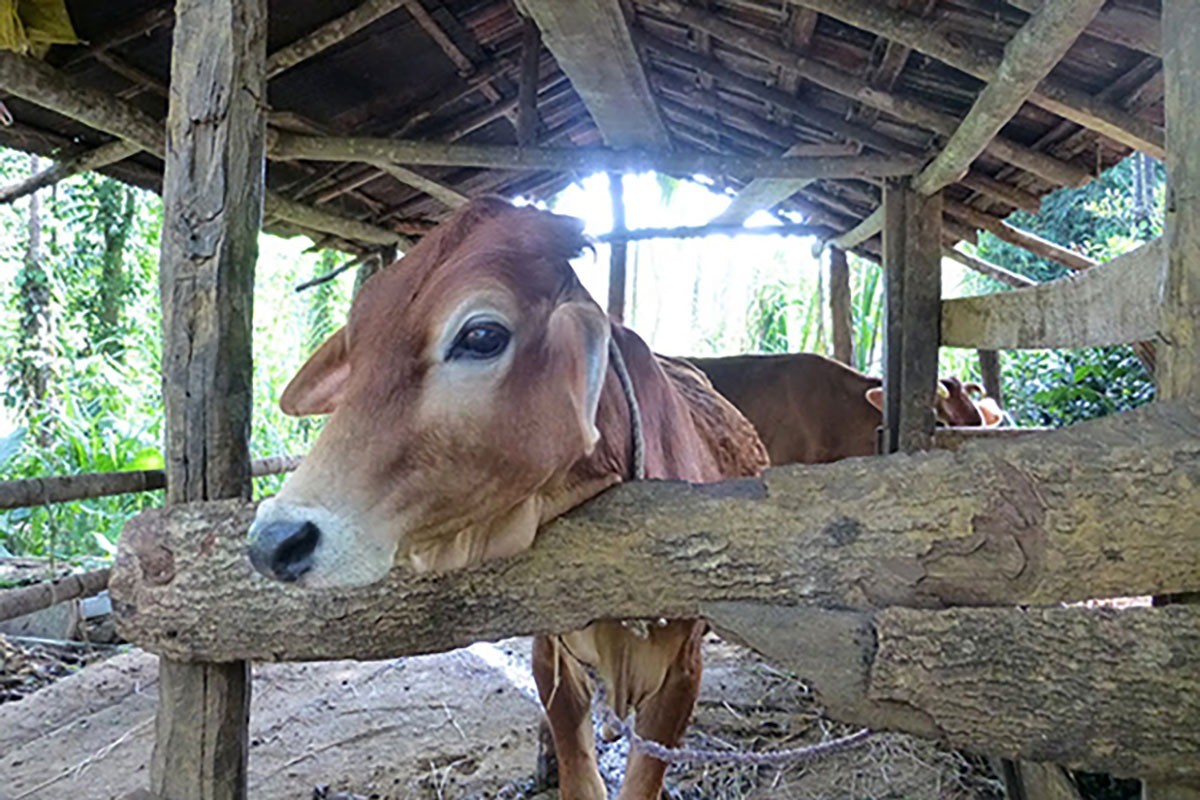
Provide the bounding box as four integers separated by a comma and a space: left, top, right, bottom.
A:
0, 634, 1002, 800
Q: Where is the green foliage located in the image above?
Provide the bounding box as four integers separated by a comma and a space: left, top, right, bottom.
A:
969, 154, 1162, 426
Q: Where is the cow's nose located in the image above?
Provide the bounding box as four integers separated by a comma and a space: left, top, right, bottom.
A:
248, 520, 320, 582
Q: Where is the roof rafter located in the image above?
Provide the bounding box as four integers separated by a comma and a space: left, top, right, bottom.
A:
520, 0, 671, 149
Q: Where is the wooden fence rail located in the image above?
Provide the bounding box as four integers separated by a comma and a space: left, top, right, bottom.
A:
0, 455, 301, 510
108, 400, 1200, 779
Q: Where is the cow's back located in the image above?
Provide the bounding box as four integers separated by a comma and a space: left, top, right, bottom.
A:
688, 353, 881, 465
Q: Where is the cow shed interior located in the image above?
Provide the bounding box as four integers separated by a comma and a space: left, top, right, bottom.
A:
0, 0, 1197, 798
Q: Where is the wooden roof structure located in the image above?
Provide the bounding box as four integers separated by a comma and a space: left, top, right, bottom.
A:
0, 0, 1165, 260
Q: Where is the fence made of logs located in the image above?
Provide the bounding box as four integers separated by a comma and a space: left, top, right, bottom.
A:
0, 1, 1197, 800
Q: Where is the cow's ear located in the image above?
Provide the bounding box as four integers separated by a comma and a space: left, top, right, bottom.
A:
976, 397, 1005, 427
280, 328, 350, 417
864, 386, 884, 412
547, 300, 610, 451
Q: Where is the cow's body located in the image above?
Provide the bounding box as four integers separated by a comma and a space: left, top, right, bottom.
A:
686, 353, 1003, 465
247, 197, 767, 800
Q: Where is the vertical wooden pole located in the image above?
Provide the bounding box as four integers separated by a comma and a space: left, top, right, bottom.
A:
608, 171, 628, 324
829, 245, 854, 365
517, 17, 541, 147
978, 349, 1003, 406
152, 0, 266, 797
1145, 2, 1200, 798
880, 177, 942, 454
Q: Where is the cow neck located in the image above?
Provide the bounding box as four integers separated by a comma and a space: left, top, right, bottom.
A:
607, 336, 646, 482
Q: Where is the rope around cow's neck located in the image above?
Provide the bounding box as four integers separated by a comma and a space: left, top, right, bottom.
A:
594, 681, 874, 767
608, 337, 646, 481
597, 338, 875, 767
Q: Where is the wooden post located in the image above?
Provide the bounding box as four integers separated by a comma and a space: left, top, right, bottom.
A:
607, 171, 628, 324
829, 246, 854, 365
1146, 2, 1200, 798
516, 17, 541, 147
151, 0, 266, 797
978, 349, 1003, 406
880, 177, 942, 454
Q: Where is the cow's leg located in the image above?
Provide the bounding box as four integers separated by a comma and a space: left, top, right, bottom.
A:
532, 634, 606, 800
616, 620, 705, 800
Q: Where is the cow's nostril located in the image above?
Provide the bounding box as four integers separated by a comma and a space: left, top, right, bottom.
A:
249, 520, 321, 582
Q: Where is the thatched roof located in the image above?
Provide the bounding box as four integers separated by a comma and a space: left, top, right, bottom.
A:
0, 0, 1165, 257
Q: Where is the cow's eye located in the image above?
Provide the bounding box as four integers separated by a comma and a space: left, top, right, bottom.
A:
447, 319, 510, 361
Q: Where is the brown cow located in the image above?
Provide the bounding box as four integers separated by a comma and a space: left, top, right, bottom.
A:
247, 197, 768, 800
683, 353, 1004, 465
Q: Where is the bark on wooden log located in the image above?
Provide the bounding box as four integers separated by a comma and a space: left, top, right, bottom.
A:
0, 140, 139, 205
640, 0, 1093, 190
266, 0, 408, 79
0, 568, 111, 624
911, 0, 1104, 197
0, 455, 301, 510
111, 399, 1200, 662
270, 132, 922, 180
785, 0, 1165, 158
706, 602, 1200, 780
941, 238, 1161, 350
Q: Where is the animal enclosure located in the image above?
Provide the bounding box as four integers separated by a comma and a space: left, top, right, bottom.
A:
0, 0, 1196, 799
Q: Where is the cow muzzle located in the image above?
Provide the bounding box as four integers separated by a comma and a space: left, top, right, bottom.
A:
248, 519, 321, 582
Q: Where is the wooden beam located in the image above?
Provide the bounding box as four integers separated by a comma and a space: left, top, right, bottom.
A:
941, 238, 1163, 350
941, 245, 1036, 289
786, 0, 1165, 158
0, 140, 139, 204
828, 206, 882, 251
0, 568, 111, 624
517, 17, 541, 147
1159, 0, 1200, 401
266, 0, 408, 79
152, 0, 266, 797
946, 201, 1099, 272
371, 162, 467, 208
1005, 0, 1161, 58
912, 0, 1104, 196
270, 131, 921, 179
882, 177, 943, 453
978, 349, 1003, 406
607, 171, 627, 323
638, 0, 1093, 189
520, 0, 669, 149
829, 246, 854, 364
957, 170, 1040, 214
263, 194, 416, 246
595, 222, 825, 242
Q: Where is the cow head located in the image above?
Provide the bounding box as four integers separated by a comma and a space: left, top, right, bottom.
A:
248, 198, 616, 588
864, 377, 1005, 427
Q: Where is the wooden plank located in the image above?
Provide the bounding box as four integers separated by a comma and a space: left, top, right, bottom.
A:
270, 132, 922, 179
786, 0, 1165, 158
111, 399, 1200, 679
941, 238, 1163, 350
707, 602, 1200, 781
151, 0, 266, 796
829, 246, 854, 364
911, 0, 1104, 197
607, 171, 627, 323
521, 0, 669, 149
882, 178, 943, 453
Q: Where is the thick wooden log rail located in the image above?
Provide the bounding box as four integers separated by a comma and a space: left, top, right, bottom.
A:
111, 402, 1200, 779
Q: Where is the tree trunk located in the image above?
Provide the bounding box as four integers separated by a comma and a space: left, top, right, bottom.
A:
97, 181, 136, 358
17, 155, 53, 433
